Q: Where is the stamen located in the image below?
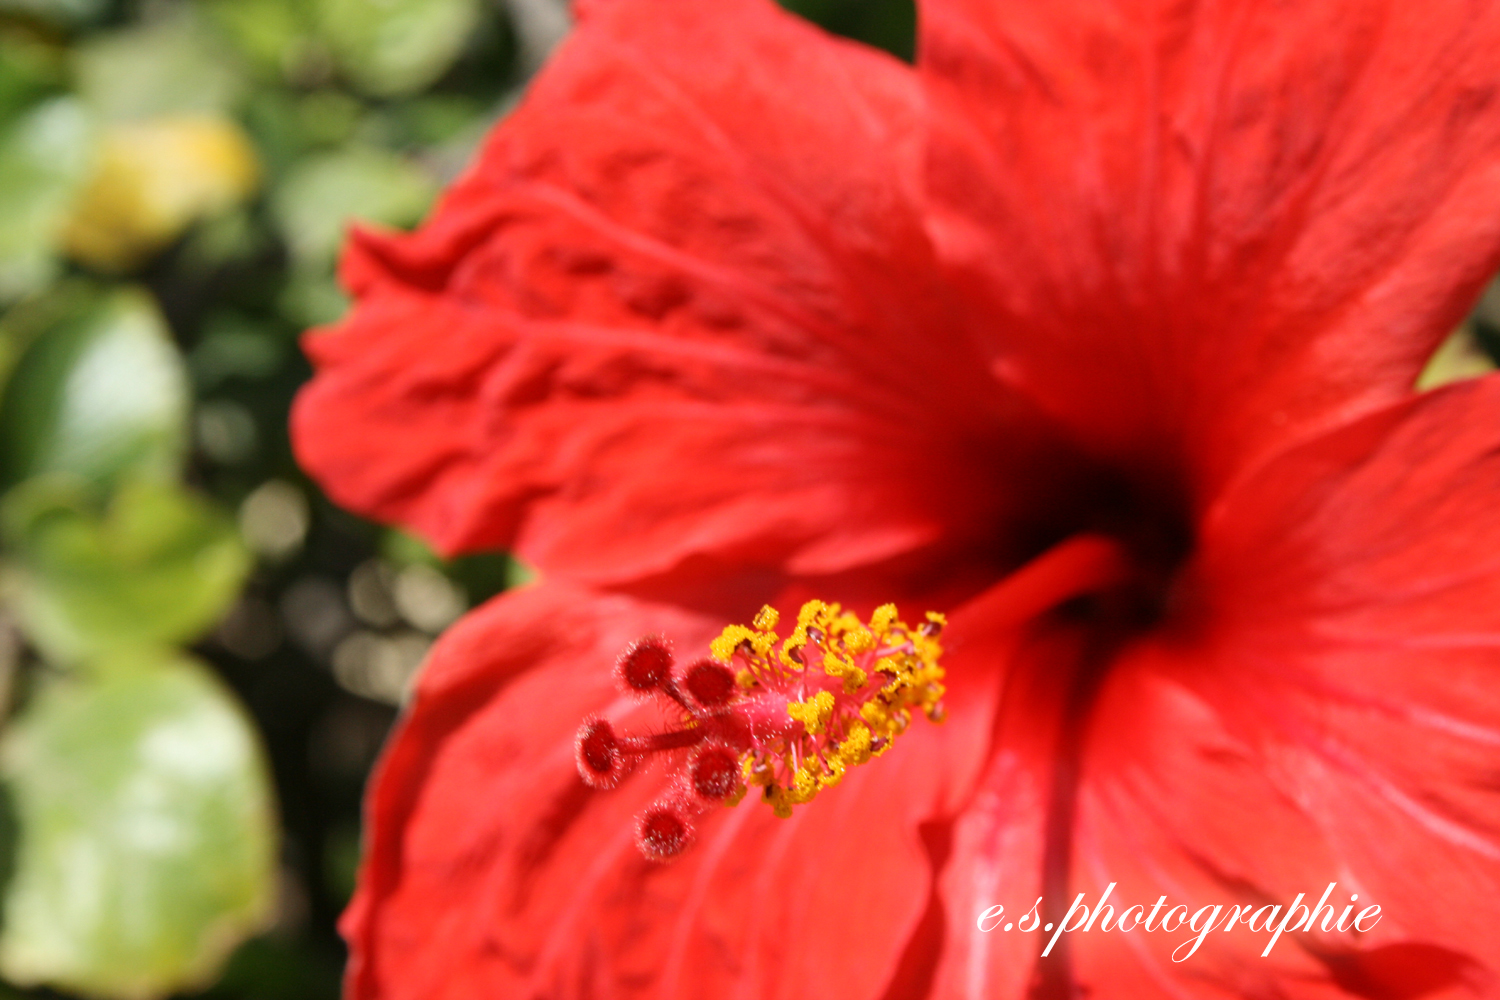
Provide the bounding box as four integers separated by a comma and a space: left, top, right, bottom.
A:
574, 599, 947, 860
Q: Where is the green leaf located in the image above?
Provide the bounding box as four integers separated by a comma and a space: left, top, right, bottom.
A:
0, 478, 251, 664
73, 13, 246, 123
202, 0, 316, 80
1416, 323, 1496, 391
189, 313, 286, 391
778, 0, 916, 61
271, 145, 436, 269
0, 98, 95, 302
315, 0, 482, 97
0, 655, 276, 999
196, 936, 341, 1000
0, 286, 189, 489
0, 0, 108, 27
0, 33, 66, 128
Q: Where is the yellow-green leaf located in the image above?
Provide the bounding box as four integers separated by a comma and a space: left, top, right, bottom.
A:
0, 477, 251, 664
271, 145, 435, 269
0, 287, 188, 488
0, 655, 276, 999
315, 0, 481, 97
0, 98, 95, 301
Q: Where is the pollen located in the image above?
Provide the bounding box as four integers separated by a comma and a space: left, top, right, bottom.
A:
573, 599, 947, 860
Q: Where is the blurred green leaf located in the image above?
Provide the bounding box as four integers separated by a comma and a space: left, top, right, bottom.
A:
0, 655, 276, 999
0, 477, 251, 664
0, 0, 107, 27
0, 283, 75, 404
294, 90, 364, 149
175, 207, 271, 276
778, 0, 916, 61
194, 937, 341, 1000
1416, 323, 1497, 391
276, 272, 349, 327
385, 93, 489, 147
315, 0, 481, 97
382, 528, 534, 601
189, 313, 286, 391
73, 13, 245, 122
0, 97, 95, 302
202, 0, 316, 80
0, 32, 66, 127
0, 287, 189, 488
241, 89, 363, 178
271, 145, 435, 269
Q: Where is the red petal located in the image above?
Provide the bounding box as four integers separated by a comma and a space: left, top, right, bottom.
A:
934, 379, 1500, 997
293, 0, 1024, 579
342, 581, 999, 999
921, 0, 1500, 507
1189, 376, 1500, 973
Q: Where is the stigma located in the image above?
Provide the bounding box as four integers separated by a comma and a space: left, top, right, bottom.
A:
575, 600, 946, 861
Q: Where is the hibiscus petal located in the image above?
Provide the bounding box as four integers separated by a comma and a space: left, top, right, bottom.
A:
292, 0, 1037, 580
921, 0, 1500, 506
1187, 375, 1500, 974
343, 580, 998, 1000
939, 378, 1500, 998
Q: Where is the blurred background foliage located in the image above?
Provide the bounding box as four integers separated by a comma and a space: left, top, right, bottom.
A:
0, 0, 918, 997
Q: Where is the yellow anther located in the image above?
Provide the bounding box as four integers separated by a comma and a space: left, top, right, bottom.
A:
736, 668, 757, 688
871, 603, 899, 634
819, 755, 846, 789
787, 690, 836, 734
844, 626, 875, 654
726, 784, 748, 807
711, 622, 777, 662
710, 624, 755, 663
838, 721, 873, 766
743, 757, 773, 786
791, 766, 819, 804
753, 605, 780, 631
796, 600, 828, 627
860, 700, 896, 739
841, 667, 867, 693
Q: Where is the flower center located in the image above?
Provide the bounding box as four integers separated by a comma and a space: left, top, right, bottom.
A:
574, 601, 947, 860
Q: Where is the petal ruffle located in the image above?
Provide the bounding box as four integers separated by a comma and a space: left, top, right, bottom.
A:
343, 580, 1000, 1000
921, 0, 1500, 506
930, 378, 1500, 997
293, 0, 1038, 581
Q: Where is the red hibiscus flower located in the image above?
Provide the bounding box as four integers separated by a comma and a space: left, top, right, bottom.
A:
291, 0, 1500, 996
